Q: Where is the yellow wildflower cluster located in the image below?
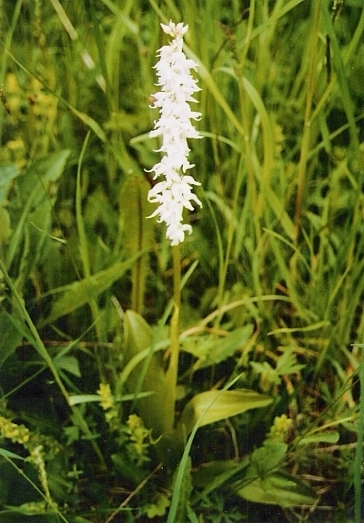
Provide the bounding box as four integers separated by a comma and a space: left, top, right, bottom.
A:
267, 414, 293, 442
28, 445, 52, 503
3, 137, 26, 167
4, 73, 57, 123
0, 416, 55, 505
1, 73, 59, 166
0, 415, 30, 445
145, 492, 170, 518
97, 383, 119, 429
97, 383, 114, 410
125, 414, 150, 466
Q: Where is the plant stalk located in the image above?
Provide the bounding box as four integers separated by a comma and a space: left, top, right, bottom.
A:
354, 341, 364, 523
166, 244, 181, 424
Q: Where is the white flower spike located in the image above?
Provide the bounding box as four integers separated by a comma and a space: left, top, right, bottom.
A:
147, 21, 202, 246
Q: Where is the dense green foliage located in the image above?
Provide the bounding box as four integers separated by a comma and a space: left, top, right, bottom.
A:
0, 0, 364, 522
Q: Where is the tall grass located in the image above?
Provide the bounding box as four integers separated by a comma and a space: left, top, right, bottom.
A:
0, 0, 363, 521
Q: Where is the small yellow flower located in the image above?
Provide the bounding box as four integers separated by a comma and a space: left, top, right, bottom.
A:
267, 414, 292, 441
96, 383, 114, 411
0, 416, 30, 444
126, 413, 142, 431
96, 383, 120, 429
125, 414, 150, 465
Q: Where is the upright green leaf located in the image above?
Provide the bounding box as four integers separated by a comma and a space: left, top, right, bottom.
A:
0, 160, 19, 250
0, 207, 12, 247
120, 175, 154, 314
0, 310, 23, 368
17, 150, 71, 206
39, 253, 144, 326
0, 164, 19, 204
6, 150, 70, 271
123, 310, 174, 436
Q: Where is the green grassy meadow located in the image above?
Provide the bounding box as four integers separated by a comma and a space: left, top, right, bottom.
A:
0, 0, 364, 521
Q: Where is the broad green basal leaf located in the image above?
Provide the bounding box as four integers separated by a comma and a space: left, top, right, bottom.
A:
235, 470, 316, 507
234, 441, 316, 506
180, 389, 272, 436
297, 431, 340, 446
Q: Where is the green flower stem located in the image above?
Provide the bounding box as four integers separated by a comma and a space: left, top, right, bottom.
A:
166, 244, 181, 423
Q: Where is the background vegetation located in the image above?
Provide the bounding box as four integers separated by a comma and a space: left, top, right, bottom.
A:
0, 0, 364, 522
